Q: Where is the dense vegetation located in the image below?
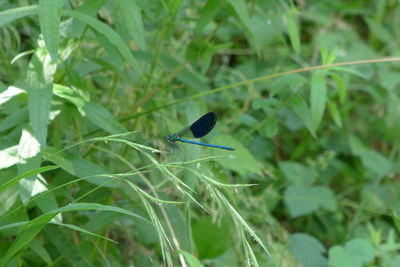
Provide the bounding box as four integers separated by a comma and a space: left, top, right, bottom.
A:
1, 0, 400, 266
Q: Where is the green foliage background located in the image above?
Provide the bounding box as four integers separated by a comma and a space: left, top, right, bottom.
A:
1, 0, 400, 266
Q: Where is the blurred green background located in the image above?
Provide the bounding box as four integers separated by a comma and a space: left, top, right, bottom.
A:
1, 0, 400, 266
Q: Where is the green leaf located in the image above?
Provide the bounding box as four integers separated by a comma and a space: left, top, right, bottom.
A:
348, 135, 367, 156
331, 73, 346, 104
83, 101, 127, 134
288, 233, 327, 267
328, 238, 375, 267
284, 185, 336, 217
178, 250, 205, 267
0, 165, 58, 195
0, 86, 25, 106
379, 71, 400, 92
196, 0, 223, 33
167, 0, 185, 16
290, 95, 315, 137
327, 100, 342, 128
211, 135, 262, 175
286, 9, 301, 54
53, 84, 88, 109
310, 70, 327, 131
39, 0, 64, 62
346, 239, 375, 264
0, 202, 148, 266
159, 54, 210, 92
0, 107, 28, 132
192, 217, 231, 259
26, 49, 56, 148
0, 213, 55, 266
62, 9, 140, 72
365, 18, 392, 43
279, 161, 313, 185
263, 116, 278, 138
69, 0, 107, 37
226, 0, 251, 31
328, 246, 361, 267
0, 5, 39, 27
43, 147, 121, 188
116, 0, 145, 50
28, 238, 52, 264
284, 185, 318, 217
360, 150, 392, 179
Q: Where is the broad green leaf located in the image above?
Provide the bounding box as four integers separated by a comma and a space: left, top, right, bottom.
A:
62, 9, 140, 72
179, 250, 205, 267
83, 101, 127, 134
116, 0, 145, 50
328, 238, 375, 267
39, 0, 64, 61
238, 113, 258, 127
348, 135, 367, 156
310, 70, 327, 131
288, 233, 327, 267
360, 150, 392, 179
211, 135, 262, 175
329, 246, 361, 267
284, 185, 336, 217
192, 217, 231, 259
346, 239, 375, 264
284, 185, 318, 217
312, 186, 336, 211
286, 9, 301, 55
279, 161, 313, 185
263, 116, 278, 138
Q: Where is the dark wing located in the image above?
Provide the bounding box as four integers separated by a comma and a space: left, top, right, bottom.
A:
190, 112, 217, 138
